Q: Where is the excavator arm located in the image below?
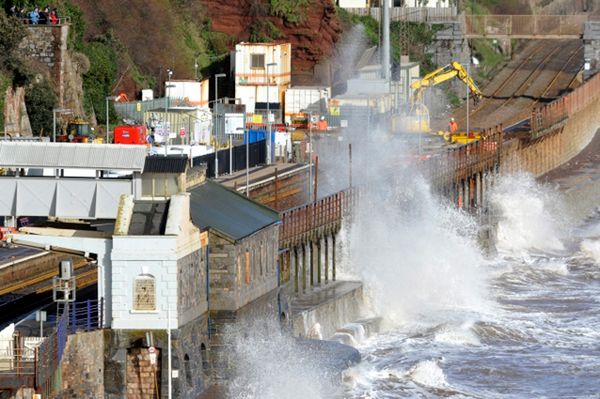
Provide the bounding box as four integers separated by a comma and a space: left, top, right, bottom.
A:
410, 61, 482, 105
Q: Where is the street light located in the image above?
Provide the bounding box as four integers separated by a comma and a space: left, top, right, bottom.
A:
164, 82, 176, 155
237, 117, 250, 197
214, 73, 227, 178
266, 62, 277, 165
52, 108, 72, 142
105, 96, 118, 143
302, 109, 314, 203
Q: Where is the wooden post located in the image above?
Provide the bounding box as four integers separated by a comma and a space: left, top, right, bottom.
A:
274, 167, 279, 211
324, 235, 329, 284
310, 241, 315, 287
332, 234, 336, 281
302, 244, 307, 292
313, 155, 319, 203
294, 247, 299, 293
317, 238, 322, 285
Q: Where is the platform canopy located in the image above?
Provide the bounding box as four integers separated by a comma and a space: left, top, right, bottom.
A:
0, 142, 148, 171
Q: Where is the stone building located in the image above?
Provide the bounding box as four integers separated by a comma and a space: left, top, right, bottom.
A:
190, 180, 280, 312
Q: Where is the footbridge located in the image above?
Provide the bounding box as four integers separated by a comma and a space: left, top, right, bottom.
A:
0, 142, 148, 220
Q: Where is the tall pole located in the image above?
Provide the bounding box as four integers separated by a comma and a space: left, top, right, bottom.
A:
215, 77, 219, 178
214, 74, 227, 178
105, 97, 109, 143
267, 66, 271, 164
52, 109, 56, 142
245, 115, 249, 197
266, 63, 277, 165
308, 112, 313, 203
382, 0, 391, 80
167, 305, 172, 399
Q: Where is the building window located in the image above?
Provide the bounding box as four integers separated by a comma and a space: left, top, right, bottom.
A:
133, 274, 156, 311
251, 53, 265, 69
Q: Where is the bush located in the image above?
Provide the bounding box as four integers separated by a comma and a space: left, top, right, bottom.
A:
80, 36, 118, 123
25, 79, 57, 137
269, 0, 312, 25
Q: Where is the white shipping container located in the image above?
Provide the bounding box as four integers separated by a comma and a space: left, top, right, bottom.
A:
165, 80, 210, 106
284, 87, 330, 123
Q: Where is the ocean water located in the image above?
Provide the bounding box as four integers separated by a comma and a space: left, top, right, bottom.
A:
342, 173, 600, 398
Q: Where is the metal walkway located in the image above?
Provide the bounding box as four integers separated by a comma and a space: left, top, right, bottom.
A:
0, 142, 147, 219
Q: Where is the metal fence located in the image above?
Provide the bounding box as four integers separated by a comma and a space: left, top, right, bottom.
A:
192, 139, 266, 178
114, 98, 168, 124
344, 7, 458, 23
279, 188, 356, 248
465, 14, 588, 38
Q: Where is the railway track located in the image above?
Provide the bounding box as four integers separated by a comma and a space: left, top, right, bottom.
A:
0, 258, 89, 296
454, 40, 583, 129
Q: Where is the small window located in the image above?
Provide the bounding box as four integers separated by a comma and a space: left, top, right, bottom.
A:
251, 53, 265, 69
133, 274, 156, 311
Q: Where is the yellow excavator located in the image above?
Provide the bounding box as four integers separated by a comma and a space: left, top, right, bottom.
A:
394, 61, 482, 140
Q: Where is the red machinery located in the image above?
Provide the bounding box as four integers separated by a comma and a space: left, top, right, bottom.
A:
113, 125, 148, 145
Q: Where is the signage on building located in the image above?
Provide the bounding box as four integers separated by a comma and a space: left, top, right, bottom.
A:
148, 346, 157, 365
252, 114, 263, 124
179, 127, 186, 137
225, 113, 245, 135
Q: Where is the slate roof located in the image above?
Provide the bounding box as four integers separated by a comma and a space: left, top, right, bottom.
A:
189, 180, 280, 242
144, 155, 188, 174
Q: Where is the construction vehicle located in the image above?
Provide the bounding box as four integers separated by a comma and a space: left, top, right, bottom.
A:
394, 61, 482, 136
56, 118, 95, 143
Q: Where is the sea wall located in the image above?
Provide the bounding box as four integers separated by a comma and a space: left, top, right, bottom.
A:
290, 281, 363, 339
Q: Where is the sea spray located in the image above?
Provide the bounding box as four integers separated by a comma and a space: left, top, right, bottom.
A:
335, 133, 489, 326
490, 173, 568, 255
225, 318, 341, 399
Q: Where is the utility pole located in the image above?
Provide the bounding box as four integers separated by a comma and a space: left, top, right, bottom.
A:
266, 63, 278, 164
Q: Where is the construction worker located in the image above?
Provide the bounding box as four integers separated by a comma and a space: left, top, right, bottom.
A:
448, 117, 458, 134
317, 116, 328, 131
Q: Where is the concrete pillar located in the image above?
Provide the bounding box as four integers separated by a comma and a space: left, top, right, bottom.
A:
324, 235, 329, 284
332, 235, 336, 281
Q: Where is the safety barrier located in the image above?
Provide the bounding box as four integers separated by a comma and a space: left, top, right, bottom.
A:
426, 128, 503, 186
279, 189, 355, 248
531, 69, 600, 138
344, 7, 458, 23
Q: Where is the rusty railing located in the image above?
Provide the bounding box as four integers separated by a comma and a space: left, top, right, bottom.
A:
279, 188, 355, 248
531, 69, 600, 138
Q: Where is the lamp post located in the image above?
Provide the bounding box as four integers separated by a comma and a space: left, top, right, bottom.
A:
105, 96, 118, 143
237, 117, 249, 197
266, 62, 277, 165
52, 108, 72, 142
214, 73, 227, 178
164, 79, 176, 155
302, 110, 314, 203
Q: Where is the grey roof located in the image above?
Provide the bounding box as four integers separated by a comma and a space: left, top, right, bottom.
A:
0, 142, 148, 171
144, 155, 188, 174
189, 180, 280, 242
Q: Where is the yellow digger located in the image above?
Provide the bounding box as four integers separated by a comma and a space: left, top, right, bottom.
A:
393, 61, 482, 138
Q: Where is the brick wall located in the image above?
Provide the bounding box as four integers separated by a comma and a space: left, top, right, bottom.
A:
127, 347, 161, 399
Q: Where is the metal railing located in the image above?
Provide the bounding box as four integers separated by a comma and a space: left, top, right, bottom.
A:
344, 7, 458, 23
68, 299, 103, 334
465, 14, 589, 38
17, 16, 71, 25
531, 69, 600, 138
279, 188, 356, 248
